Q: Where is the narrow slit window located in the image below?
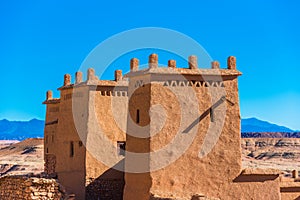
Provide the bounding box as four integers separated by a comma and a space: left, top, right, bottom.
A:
136, 109, 140, 124
117, 141, 126, 156
210, 108, 214, 122
46, 148, 49, 153
70, 141, 74, 157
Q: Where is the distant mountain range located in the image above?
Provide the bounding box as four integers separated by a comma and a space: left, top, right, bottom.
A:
241, 118, 299, 138
241, 118, 295, 133
0, 119, 44, 140
0, 117, 297, 140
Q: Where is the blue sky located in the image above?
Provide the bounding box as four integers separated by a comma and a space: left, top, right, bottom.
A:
0, 1, 299, 130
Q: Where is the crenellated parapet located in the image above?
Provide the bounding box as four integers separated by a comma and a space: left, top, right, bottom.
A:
44, 68, 128, 103
127, 54, 241, 77
43, 54, 240, 103
57, 68, 127, 90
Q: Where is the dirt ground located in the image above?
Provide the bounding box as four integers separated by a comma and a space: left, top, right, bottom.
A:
0, 138, 43, 176
242, 138, 300, 177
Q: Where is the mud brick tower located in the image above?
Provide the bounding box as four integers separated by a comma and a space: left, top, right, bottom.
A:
43, 54, 299, 200
124, 54, 251, 199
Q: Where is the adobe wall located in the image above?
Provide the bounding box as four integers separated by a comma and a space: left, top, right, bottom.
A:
54, 85, 89, 200
0, 176, 66, 200
148, 74, 243, 199
281, 192, 300, 200
85, 85, 127, 178
44, 153, 56, 175
148, 75, 282, 199
123, 75, 152, 200
43, 93, 60, 157
85, 82, 128, 199
280, 179, 300, 200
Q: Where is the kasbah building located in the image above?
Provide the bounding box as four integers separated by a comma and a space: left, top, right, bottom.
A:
43, 54, 300, 200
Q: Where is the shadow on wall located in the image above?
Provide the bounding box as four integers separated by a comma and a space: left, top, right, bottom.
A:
86, 159, 125, 200
233, 174, 279, 183
183, 96, 231, 133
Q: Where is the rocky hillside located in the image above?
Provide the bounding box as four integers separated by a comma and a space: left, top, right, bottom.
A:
242, 138, 300, 177
0, 139, 43, 177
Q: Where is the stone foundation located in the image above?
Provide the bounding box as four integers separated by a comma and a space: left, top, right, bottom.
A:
44, 153, 56, 175
0, 175, 67, 200
86, 179, 124, 200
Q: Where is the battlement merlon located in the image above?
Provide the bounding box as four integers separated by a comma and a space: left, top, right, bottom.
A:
126, 54, 242, 78
42, 90, 60, 104
43, 68, 128, 103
